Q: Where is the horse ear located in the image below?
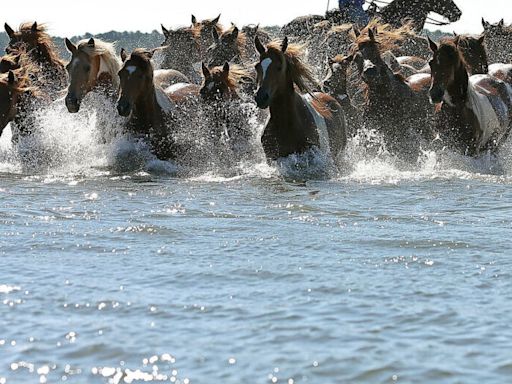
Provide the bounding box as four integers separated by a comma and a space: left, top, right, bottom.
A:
453, 35, 460, 47
31, 22, 38, 33
499, 19, 504, 27
369, 27, 376, 41
191, 15, 197, 25
7, 70, 16, 85
4, 23, 15, 38
223, 62, 230, 74
453, 31, 458, 37
482, 18, 490, 30
428, 37, 438, 52
87, 37, 95, 47
202, 62, 211, 78
65, 38, 77, 54
281, 36, 288, 53
232, 27, 239, 40
255, 24, 260, 33
212, 28, 220, 42
120, 48, 128, 63
213, 14, 221, 24
161, 24, 170, 39
255, 36, 266, 55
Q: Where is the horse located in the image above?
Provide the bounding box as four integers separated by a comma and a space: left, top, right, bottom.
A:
444, 34, 488, 75
428, 38, 512, 156
205, 25, 247, 67
377, 0, 462, 32
117, 48, 180, 160
353, 28, 433, 161
190, 14, 223, 55
0, 52, 21, 73
199, 62, 254, 160
4, 22, 67, 96
64, 37, 121, 113
254, 37, 347, 163
160, 25, 202, 83
482, 18, 512, 64
0, 50, 46, 140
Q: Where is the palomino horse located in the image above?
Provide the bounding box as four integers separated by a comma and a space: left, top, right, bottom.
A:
64, 37, 121, 113
206, 26, 247, 67
254, 37, 347, 162
117, 48, 180, 160
4, 22, 67, 96
482, 18, 512, 64
428, 38, 512, 156
353, 28, 433, 161
377, 0, 462, 32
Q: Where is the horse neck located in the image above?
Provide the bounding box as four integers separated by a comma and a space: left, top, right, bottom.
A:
133, 85, 161, 125
268, 84, 303, 131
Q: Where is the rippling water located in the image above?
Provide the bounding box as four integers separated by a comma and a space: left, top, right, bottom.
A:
1, 98, 512, 383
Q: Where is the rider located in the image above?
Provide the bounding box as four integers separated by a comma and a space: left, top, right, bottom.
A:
338, 0, 369, 27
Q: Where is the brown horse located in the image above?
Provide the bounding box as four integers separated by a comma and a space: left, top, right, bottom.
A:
205, 25, 247, 67
353, 28, 433, 160
64, 37, 121, 113
443, 34, 488, 75
4, 22, 67, 96
160, 25, 202, 83
482, 18, 512, 64
0, 53, 21, 73
0, 50, 45, 140
428, 38, 512, 155
254, 37, 347, 163
191, 14, 223, 55
117, 48, 179, 160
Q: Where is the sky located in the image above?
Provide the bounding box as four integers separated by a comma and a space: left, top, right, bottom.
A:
2, 0, 510, 37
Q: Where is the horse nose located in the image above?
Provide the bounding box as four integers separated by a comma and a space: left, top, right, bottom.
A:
65, 94, 80, 113
429, 85, 444, 104
117, 98, 131, 117
255, 88, 270, 109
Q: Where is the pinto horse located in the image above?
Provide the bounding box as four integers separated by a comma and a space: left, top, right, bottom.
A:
378, 0, 461, 32
4, 22, 67, 96
254, 37, 347, 163
117, 48, 181, 160
64, 37, 121, 113
428, 38, 512, 155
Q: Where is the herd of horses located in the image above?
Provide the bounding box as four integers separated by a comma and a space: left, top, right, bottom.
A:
1, 3, 512, 171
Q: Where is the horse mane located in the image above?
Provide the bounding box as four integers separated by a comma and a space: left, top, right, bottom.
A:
76, 38, 121, 88
17, 22, 64, 67
211, 63, 251, 92
267, 40, 318, 94
355, 19, 417, 52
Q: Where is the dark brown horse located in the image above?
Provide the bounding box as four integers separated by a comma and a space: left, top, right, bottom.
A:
117, 48, 179, 160
254, 37, 347, 163
378, 0, 461, 32
353, 28, 433, 161
444, 34, 488, 75
4, 22, 67, 96
428, 38, 512, 155
482, 18, 512, 64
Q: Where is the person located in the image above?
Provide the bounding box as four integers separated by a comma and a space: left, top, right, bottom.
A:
338, 0, 369, 27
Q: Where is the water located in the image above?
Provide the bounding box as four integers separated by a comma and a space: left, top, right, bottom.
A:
1, 98, 512, 383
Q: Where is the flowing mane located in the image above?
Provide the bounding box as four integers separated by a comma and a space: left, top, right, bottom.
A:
76, 38, 121, 88
16, 22, 64, 67
266, 40, 318, 94
212, 64, 251, 92
354, 19, 417, 53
